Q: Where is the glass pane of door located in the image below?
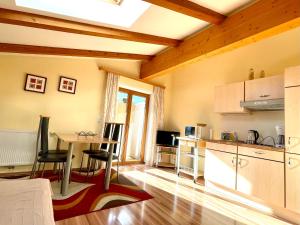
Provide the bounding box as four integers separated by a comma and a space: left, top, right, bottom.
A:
126, 95, 147, 161
116, 91, 128, 124
116, 91, 128, 161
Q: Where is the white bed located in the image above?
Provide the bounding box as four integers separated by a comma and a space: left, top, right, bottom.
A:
0, 178, 55, 225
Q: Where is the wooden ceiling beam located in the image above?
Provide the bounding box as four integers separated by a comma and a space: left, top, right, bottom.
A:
0, 43, 152, 60
143, 0, 226, 24
0, 8, 180, 47
140, 0, 300, 79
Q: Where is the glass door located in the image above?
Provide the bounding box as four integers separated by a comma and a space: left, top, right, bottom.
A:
116, 88, 149, 163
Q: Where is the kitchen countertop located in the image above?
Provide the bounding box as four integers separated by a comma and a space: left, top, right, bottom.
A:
205, 139, 285, 152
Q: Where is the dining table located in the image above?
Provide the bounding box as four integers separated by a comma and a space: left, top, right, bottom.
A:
55, 133, 118, 196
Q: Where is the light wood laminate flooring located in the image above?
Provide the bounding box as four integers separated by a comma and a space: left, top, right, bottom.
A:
56, 165, 292, 225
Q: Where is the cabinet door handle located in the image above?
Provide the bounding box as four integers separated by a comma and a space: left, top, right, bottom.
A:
231, 157, 236, 166
287, 158, 292, 167
238, 159, 242, 167
259, 94, 270, 98
254, 151, 265, 155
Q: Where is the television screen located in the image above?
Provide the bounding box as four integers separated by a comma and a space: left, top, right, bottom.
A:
156, 130, 180, 147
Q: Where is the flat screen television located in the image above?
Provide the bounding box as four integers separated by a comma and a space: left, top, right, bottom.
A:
156, 130, 180, 147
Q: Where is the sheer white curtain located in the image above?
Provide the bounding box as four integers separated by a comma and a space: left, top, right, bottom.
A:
145, 86, 164, 166
100, 72, 120, 135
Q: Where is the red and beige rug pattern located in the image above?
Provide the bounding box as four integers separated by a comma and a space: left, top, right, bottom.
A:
40, 169, 153, 221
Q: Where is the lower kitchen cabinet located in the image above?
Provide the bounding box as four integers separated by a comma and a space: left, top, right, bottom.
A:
286, 153, 300, 214
236, 155, 284, 207
204, 149, 236, 189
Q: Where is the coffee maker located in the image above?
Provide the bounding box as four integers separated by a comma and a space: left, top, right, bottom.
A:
275, 125, 285, 148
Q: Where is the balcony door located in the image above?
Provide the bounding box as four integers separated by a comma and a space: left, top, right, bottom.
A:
116, 88, 149, 163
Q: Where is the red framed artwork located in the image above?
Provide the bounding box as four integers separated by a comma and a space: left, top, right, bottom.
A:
24, 74, 47, 94
58, 76, 77, 94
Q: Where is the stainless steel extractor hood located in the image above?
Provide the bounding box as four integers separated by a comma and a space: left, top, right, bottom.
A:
240, 98, 284, 111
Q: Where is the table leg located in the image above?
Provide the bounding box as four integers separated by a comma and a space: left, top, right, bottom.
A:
156, 146, 160, 167
193, 147, 199, 183
54, 138, 62, 172
176, 143, 181, 175
62, 142, 74, 196
104, 143, 114, 191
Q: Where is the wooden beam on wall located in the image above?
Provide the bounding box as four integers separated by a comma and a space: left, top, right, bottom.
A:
0, 43, 152, 60
143, 0, 226, 24
140, 0, 300, 79
0, 8, 180, 47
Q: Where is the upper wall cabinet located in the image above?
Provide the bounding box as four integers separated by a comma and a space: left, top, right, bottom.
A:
245, 75, 284, 101
285, 66, 300, 87
214, 82, 246, 113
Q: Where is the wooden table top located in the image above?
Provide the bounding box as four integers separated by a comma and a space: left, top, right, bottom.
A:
55, 133, 118, 144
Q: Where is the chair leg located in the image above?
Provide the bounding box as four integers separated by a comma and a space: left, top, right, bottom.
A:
30, 158, 38, 179
69, 162, 72, 184
117, 159, 120, 183
36, 162, 41, 177
62, 163, 65, 183
41, 162, 46, 178
79, 152, 85, 174
60, 164, 64, 194
86, 158, 92, 180
58, 163, 61, 183
87, 156, 91, 173
92, 159, 96, 177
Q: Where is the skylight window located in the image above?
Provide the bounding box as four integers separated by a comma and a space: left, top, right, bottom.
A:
15, 0, 150, 28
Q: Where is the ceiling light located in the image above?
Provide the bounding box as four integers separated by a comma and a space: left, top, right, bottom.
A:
101, 0, 123, 5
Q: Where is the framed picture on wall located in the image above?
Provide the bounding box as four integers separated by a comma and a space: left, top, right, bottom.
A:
24, 74, 47, 94
58, 76, 77, 94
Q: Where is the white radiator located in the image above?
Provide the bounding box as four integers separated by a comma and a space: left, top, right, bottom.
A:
0, 130, 37, 166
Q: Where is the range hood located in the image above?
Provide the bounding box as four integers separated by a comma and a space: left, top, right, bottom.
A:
240, 98, 284, 111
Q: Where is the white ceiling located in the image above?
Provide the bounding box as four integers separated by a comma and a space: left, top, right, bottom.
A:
0, 0, 254, 57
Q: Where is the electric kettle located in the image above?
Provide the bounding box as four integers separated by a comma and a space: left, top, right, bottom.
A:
246, 130, 259, 144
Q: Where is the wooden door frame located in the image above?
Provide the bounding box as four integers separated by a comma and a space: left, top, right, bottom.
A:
118, 87, 150, 164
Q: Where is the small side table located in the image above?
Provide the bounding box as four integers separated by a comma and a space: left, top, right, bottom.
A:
155, 145, 178, 168
176, 137, 206, 183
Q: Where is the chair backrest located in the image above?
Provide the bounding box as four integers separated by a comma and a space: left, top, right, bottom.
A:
35, 116, 43, 158
100, 123, 113, 150
111, 123, 124, 156
39, 116, 50, 155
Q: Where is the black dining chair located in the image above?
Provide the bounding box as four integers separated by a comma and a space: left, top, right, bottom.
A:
87, 123, 124, 181
79, 122, 113, 173
30, 116, 75, 187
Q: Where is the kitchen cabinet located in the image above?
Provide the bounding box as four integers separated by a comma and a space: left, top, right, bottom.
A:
214, 82, 246, 113
204, 149, 237, 189
285, 65, 300, 87
285, 73, 300, 155
236, 155, 284, 207
286, 153, 300, 214
238, 146, 284, 162
245, 75, 284, 101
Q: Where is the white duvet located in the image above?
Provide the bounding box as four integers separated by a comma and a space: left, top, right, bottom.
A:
0, 178, 55, 225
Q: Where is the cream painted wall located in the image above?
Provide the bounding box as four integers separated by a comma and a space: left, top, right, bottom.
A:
0, 54, 141, 169
150, 27, 300, 144
119, 76, 153, 94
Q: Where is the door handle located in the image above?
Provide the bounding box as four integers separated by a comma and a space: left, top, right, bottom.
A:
238, 158, 242, 167
259, 94, 270, 98
287, 158, 292, 168
231, 157, 236, 166
254, 151, 265, 155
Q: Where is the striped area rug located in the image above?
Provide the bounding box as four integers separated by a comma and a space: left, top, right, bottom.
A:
40, 169, 153, 221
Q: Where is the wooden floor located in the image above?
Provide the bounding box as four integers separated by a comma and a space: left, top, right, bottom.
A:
56, 165, 292, 225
